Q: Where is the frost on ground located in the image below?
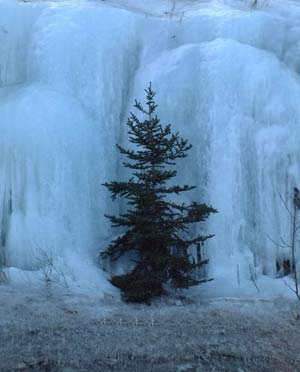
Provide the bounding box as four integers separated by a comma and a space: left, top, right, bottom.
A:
1, 285, 300, 372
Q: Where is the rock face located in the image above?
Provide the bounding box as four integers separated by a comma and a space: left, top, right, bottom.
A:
1, 0, 300, 289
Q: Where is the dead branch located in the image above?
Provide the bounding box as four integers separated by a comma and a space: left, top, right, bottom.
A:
249, 264, 260, 293
276, 188, 293, 219
284, 280, 300, 302
267, 234, 290, 249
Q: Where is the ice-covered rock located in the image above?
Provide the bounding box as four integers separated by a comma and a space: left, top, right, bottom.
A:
1, 0, 300, 294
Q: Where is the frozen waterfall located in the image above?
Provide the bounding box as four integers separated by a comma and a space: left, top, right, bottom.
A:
1, 0, 300, 295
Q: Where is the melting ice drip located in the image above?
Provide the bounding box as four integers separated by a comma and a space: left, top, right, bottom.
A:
1, 0, 300, 291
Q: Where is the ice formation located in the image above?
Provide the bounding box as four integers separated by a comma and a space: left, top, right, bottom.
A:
1, 0, 300, 294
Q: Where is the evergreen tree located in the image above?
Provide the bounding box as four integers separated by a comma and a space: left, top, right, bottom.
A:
102, 83, 217, 303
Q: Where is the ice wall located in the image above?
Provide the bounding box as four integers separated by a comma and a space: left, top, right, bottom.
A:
1, 0, 300, 290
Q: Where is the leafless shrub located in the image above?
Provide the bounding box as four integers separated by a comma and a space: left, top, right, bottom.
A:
248, 0, 270, 9
33, 245, 69, 289
267, 188, 300, 302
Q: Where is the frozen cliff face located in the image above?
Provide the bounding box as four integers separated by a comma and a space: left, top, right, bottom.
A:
1, 0, 300, 291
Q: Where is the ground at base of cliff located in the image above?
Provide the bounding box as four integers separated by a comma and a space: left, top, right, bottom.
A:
1, 285, 300, 372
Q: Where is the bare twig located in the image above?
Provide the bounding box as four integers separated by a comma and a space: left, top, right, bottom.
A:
0, 269, 8, 284
249, 264, 260, 293
169, 1, 176, 19
280, 236, 292, 248
0, 245, 7, 284
291, 196, 299, 300
268, 187, 300, 303
179, 11, 184, 23
283, 280, 300, 302
267, 234, 290, 249
250, 0, 258, 9
237, 264, 240, 287
276, 188, 293, 219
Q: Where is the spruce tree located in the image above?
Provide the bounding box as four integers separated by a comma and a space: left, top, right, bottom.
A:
102, 83, 217, 303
